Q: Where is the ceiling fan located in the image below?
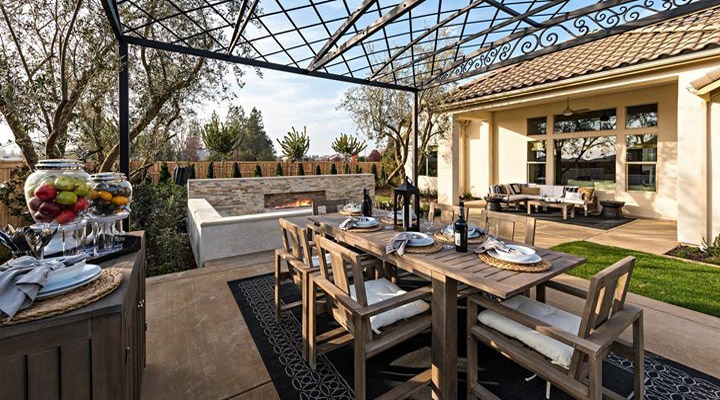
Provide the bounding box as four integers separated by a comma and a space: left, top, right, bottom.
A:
561, 98, 590, 116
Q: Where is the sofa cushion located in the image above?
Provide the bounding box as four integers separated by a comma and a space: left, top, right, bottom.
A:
510, 184, 523, 194
507, 195, 529, 202
520, 187, 540, 195
490, 185, 506, 195
349, 278, 430, 334
478, 295, 581, 368
502, 184, 515, 195
563, 192, 585, 205
537, 185, 554, 197
552, 186, 565, 198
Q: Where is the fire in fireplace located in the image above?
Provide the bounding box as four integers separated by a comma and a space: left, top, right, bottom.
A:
274, 199, 313, 209
264, 190, 326, 210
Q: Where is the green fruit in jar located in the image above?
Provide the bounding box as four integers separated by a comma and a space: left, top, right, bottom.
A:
54, 175, 76, 191
55, 191, 78, 205
74, 182, 91, 197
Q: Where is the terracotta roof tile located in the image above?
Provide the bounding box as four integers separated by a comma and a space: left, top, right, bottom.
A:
447, 5, 720, 104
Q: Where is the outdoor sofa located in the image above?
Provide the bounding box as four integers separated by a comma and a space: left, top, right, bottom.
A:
488, 183, 597, 216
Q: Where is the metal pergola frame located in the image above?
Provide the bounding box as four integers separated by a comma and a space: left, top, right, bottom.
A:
100, 0, 718, 185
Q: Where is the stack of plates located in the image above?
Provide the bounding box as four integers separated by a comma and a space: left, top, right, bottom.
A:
405, 232, 434, 247
442, 223, 481, 238
344, 204, 362, 213
353, 216, 379, 228
37, 264, 102, 300
487, 245, 541, 264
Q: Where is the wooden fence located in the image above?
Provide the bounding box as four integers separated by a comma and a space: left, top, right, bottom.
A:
0, 160, 382, 226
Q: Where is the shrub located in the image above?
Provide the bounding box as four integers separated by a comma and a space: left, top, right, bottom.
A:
370, 164, 378, 180
207, 161, 215, 178
367, 149, 382, 162
158, 162, 171, 183
343, 163, 350, 174
315, 165, 322, 175
297, 163, 305, 176
330, 163, 337, 174
130, 181, 196, 276
0, 165, 33, 226
355, 165, 362, 174
254, 164, 262, 177
232, 162, 241, 178
188, 164, 196, 179
275, 162, 284, 176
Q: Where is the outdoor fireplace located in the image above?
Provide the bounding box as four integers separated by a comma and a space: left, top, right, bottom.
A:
264, 191, 326, 210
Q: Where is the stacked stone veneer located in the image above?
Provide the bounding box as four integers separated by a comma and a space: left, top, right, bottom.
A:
187, 174, 375, 216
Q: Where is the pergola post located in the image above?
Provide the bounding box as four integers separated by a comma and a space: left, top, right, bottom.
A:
119, 39, 130, 230
412, 90, 419, 185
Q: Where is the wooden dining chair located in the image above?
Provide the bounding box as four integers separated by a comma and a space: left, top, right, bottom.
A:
480, 210, 536, 245
308, 236, 433, 400
428, 201, 469, 224
312, 198, 349, 215
466, 256, 644, 400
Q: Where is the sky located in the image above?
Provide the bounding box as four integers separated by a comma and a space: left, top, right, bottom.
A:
0, 68, 371, 159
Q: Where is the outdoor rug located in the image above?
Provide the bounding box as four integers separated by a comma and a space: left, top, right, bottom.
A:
228, 274, 720, 400
503, 208, 636, 230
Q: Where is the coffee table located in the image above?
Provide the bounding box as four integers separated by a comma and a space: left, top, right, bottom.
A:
527, 199, 575, 220
601, 200, 626, 218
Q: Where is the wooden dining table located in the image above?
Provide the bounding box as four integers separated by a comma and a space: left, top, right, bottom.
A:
307, 214, 586, 400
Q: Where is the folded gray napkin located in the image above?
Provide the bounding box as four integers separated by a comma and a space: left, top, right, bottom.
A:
340, 217, 357, 231
386, 232, 417, 256
474, 236, 519, 254
0, 254, 88, 319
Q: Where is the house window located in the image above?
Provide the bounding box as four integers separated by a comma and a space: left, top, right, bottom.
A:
527, 141, 546, 184
527, 117, 547, 135
554, 136, 617, 189
419, 148, 438, 177
626, 134, 657, 191
626, 104, 658, 129
554, 109, 617, 133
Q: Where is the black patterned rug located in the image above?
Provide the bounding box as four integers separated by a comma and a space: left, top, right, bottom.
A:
502, 209, 636, 230
228, 274, 720, 400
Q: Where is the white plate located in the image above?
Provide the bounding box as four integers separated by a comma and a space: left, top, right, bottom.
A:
46, 260, 86, 286
354, 217, 379, 227
390, 211, 417, 221
37, 264, 102, 300
344, 204, 362, 213
406, 232, 434, 247
488, 245, 541, 264
443, 223, 477, 235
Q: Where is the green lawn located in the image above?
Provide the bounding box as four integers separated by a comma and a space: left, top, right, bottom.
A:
551, 241, 720, 318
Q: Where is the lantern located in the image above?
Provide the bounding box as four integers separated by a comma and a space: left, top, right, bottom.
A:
393, 177, 420, 232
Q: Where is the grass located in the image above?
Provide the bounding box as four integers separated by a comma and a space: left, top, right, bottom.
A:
551, 241, 720, 318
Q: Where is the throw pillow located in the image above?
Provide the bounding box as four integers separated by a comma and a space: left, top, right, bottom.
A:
520, 187, 540, 195
578, 187, 595, 201
511, 183, 522, 194
502, 184, 514, 195
564, 192, 583, 201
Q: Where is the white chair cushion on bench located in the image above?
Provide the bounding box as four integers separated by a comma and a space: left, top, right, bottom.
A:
478, 295, 581, 368
350, 278, 430, 334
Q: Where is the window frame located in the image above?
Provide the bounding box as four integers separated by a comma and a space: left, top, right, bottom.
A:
625, 103, 658, 130
552, 108, 618, 134
526, 140, 547, 184
527, 116, 548, 135
625, 133, 658, 192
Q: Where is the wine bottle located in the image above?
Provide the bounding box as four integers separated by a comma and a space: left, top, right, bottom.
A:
361, 189, 373, 217
454, 200, 468, 252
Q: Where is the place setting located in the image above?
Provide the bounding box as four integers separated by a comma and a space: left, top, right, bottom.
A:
474, 236, 551, 272
385, 231, 444, 255
339, 215, 384, 233
431, 221, 486, 244
339, 202, 363, 216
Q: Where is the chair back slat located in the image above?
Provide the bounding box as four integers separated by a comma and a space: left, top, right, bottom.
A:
278, 219, 314, 287
312, 199, 349, 215
481, 210, 536, 245
429, 202, 469, 224
569, 256, 635, 377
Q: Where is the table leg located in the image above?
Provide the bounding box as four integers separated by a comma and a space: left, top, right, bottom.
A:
562, 207, 567, 220
432, 273, 458, 400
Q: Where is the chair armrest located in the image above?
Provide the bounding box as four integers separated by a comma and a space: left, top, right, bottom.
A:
468, 294, 601, 356
313, 276, 363, 314
586, 305, 642, 353
356, 286, 432, 318
545, 280, 589, 299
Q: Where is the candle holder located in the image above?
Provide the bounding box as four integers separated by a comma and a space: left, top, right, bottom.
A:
393, 177, 420, 232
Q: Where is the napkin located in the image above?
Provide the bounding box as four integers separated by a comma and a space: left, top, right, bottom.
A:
474, 236, 519, 255
386, 232, 416, 256
340, 217, 357, 231
0, 256, 62, 319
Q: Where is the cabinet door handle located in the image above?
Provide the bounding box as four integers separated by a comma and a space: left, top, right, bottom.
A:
137, 299, 145, 309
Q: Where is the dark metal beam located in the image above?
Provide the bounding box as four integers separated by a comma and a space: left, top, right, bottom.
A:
424, 0, 720, 88
100, 0, 122, 39
122, 35, 417, 92
119, 40, 130, 179
483, 0, 541, 28
227, 0, 260, 55
412, 90, 419, 185
308, 0, 378, 70
309, 0, 426, 71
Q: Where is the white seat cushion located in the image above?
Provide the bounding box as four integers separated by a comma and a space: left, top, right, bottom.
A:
563, 192, 585, 205
478, 295, 581, 368
507, 195, 529, 202
350, 278, 430, 334
311, 253, 332, 267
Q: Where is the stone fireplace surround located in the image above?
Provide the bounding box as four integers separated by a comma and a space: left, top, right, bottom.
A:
187, 175, 375, 266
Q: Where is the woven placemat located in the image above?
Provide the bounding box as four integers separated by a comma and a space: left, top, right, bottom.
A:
1, 268, 123, 326
346, 224, 384, 233
339, 210, 362, 216
380, 217, 417, 225
432, 231, 486, 244
477, 253, 551, 273
404, 241, 444, 254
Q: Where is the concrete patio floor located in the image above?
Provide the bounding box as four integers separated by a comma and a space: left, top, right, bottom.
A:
141, 217, 718, 400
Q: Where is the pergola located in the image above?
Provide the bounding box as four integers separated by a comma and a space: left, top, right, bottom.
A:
100, 0, 715, 183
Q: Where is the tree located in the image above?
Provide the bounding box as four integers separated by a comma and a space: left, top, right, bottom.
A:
207, 161, 215, 179
367, 149, 382, 162
275, 163, 283, 176
355, 165, 362, 174
229, 107, 275, 161
200, 112, 244, 160
344, 163, 350, 174
254, 164, 262, 177
158, 162, 171, 183
174, 130, 203, 161
297, 163, 305, 176
189, 164, 196, 179
277, 126, 310, 162
370, 164, 378, 180
330, 163, 338, 174
232, 162, 241, 178
332, 133, 367, 160
315, 165, 322, 175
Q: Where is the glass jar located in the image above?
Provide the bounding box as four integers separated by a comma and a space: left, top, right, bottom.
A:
89, 172, 132, 217
24, 159, 92, 225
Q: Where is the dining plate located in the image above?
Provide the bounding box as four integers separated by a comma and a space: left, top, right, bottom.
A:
443, 223, 478, 236
390, 211, 417, 221
406, 232, 434, 247
354, 217, 379, 227
488, 245, 541, 264
46, 260, 87, 286
37, 264, 102, 300
344, 204, 362, 213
